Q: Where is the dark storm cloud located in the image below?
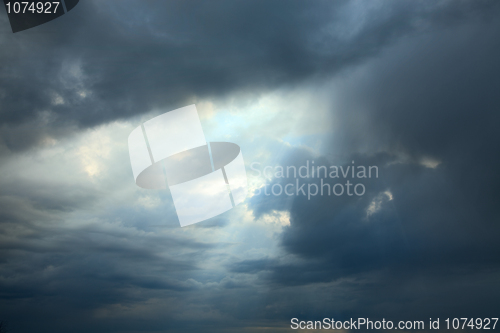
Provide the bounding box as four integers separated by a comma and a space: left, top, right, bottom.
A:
1, 0, 497, 150
1, 1, 500, 332
242, 4, 500, 322
244, 149, 500, 321
0, 190, 224, 332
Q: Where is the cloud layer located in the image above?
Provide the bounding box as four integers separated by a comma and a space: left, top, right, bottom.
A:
0, 1, 500, 332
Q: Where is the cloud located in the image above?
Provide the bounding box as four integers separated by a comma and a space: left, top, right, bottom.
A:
241, 6, 500, 322
1, 1, 500, 332
1, 0, 497, 151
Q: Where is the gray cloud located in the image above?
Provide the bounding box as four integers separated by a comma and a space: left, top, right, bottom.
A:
1, 0, 497, 150
243, 4, 500, 323
1, 1, 500, 332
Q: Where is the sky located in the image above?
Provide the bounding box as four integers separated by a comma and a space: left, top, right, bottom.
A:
1, 0, 500, 332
